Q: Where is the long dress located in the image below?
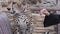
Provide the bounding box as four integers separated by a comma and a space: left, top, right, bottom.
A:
0, 13, 12, 34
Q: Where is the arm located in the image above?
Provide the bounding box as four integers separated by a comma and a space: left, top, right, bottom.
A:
44, 14, 60, 27
40, 9, 60, 27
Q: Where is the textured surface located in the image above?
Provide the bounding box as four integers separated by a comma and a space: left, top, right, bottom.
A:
31, 13, 57, 34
